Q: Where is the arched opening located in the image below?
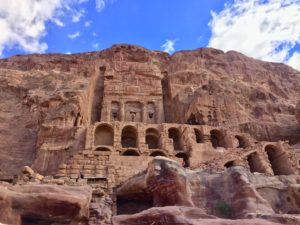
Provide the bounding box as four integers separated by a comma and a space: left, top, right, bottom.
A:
194, 128, 204, 143
186, 114, 199, 125
210, 129, 226, 148
145, 128, 159, 149
265, 145, 293, 175
94, 124, 114, 146
121, 126, 138, 148
122, 149, 140, 156
150, 151, 167, 157
94, 147, 111, 152
247, 152, 266, 173
234, 135, 247, 149
224, 161, 234, 168
175, 152, 190, 167
168, 128, 181, 151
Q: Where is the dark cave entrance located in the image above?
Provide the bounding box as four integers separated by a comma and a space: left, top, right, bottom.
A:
264, 145, 293, 175
247, 152, 266, 173
116, 192, 153, 215
21, 216, 71, 225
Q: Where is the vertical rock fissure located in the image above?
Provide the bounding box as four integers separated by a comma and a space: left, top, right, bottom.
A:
91, 66, 105, 123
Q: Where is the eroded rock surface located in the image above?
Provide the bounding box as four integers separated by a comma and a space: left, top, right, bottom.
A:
0, 183, 92, 225
0, 45, 300, 224
114, 158, 300, 224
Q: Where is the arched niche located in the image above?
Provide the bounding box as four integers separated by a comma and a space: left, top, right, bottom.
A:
246, 152, 266, 173
121, 126, 138, 148
224, 161, 235, 168
122, 149, 140, 156
168, 128, 181, 151
264, 145, 293, 175
234, 135, 247, 149
150, 150, 167, 157
175, 152, 190, 167
210, 129, 226, 148
194, 128, 204, 143
94, 124, 114, 146
145, 128, 159, 149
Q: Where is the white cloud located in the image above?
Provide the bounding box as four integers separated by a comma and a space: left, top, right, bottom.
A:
52, 18, 65, 27
92, 43, 99, 49
72, 10, 85, 23
287, 52, 300, 71
65, 51, 71, 54
208, 0, 300, 71
95, 0, 116, 12
161, 39, 177, 54
95, 0, 105, 12
68, 32, 80, 39
92, 32, 97, 37
0, 0, 87, 56
84, 20, 92, 27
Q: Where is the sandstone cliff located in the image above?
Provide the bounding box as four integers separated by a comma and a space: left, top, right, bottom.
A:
0, 44, 299, 225
0, 45, 299, 177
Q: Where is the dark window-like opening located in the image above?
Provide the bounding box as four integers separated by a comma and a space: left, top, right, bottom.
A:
117, 193, 153, 215
265, 145, 293, 175
122, 149, 140, 156
186, 114, 199, 125
168, 128, 181, 151
121, 126, 138, 148
247, 152, 266, 173
94, 147, 111, 152
235, 135, 247, 149
210, 130, 226, 148
21, 216, 70, 225
145, 128, 159, 149
175, 152, 190, 167
224, 161, 234, 168
150, 151, 167, 157
194, 128, 204, 143
94, 124, 114, 146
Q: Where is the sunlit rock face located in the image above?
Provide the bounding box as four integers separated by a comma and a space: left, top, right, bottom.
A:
0, 44, 299, 225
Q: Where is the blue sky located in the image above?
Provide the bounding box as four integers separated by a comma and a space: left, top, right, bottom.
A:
0, 0, 300, 70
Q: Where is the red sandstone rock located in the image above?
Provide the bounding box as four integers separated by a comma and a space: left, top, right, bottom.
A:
115, 157, 300, 223
0, 183, 92, 225
0, 44, 300, 224
112, 206, 286, 225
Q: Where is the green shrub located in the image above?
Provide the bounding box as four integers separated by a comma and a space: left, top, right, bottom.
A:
214, 200, 232, 218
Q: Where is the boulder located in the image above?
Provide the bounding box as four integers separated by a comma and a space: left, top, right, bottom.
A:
0, 183, 92, 225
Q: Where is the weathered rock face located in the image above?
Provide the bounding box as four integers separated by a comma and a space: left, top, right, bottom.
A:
296, 101, 300, 126
167, 49, 300, 143
113, 158, 300, 225
0, 44, 300, 224
0, 45, 299, 178
0, 183, 92, 225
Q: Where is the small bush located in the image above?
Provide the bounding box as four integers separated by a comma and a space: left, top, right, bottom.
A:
214, 200, 232, 218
